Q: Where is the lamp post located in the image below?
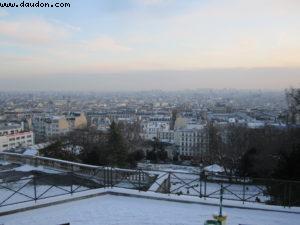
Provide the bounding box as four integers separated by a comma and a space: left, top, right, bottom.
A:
213, 183, 227, 225
219, 183, 223, 217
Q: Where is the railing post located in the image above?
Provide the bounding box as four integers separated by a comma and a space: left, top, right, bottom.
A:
168, 172, 171, 195
138, 170, 141, 192
199, 172, 202, 198
242, 177, 246, 204
283, 182, 287, 208
288, 182, 292, 208
204, 174, 207, 199
104, 167, 107, 188
70, 168, 74, 195
110, 167, 113, 188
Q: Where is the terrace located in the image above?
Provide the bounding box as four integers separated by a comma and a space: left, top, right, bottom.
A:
0, 190, 300, 225
0, 153, 299, 225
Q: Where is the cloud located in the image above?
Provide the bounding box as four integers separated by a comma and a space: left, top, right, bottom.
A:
49, 19, 81, 32
0, 17, 75, 45
82, 37, 132, 53
1, 0, 300, 78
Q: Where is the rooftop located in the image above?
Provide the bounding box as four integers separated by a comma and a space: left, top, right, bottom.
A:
0, 123, 22, 131
0, 191, 299, 225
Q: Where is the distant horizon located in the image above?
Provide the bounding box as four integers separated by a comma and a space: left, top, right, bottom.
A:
0, 67, 299, 92
0, 86, 293, 93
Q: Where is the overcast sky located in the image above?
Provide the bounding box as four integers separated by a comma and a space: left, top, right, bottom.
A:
0, 0, 300, 91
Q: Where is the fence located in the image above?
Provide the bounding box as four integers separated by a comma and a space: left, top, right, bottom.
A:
156, 171, 300, 207
0, 166, 156, 208
0, 153, 299, 208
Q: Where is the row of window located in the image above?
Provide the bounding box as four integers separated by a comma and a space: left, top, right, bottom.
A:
2, 140, 32, 148
8, 135, 32, 141
0, 129, 21, 136
180, 132, 202, 137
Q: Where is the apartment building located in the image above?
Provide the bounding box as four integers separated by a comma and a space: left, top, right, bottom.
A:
174, 125, 208, 157
32, 115, 70, 141
0, 123, 34, 152
157, 130, 175, 144
66, 112, 88, 130
142, 121, 170, 140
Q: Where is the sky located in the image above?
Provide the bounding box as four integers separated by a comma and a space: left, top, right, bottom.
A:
0, 0, 300, 91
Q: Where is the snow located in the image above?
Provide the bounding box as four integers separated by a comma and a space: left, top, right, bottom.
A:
22, 148, 38, 156
138, 162, 200, 173
204, 164, 225, 173
0, 193, 299, 225
148, 172, 168, 191
0, 160, 10, 166
13, 165, 62, 174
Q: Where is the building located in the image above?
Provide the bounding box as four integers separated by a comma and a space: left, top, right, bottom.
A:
66, 112, 88, 130
142, 121, 170, 140
32, 115, 70, 141
158, 117, 209, 158
157, 130, 175, 144
0, 123, 34, 152
174, 125, 208, 158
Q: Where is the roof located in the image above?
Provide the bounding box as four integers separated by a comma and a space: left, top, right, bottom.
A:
0, 193, 298, 225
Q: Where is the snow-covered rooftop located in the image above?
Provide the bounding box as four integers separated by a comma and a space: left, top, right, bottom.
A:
204, 164, 225, 173
0, 193, 299, 225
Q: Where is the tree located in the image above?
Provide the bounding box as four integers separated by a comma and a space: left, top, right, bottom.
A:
238, 147, 258, 177
40, 141, 79, 162
106, 121, 129, 167
170, 109, 178, 130
267, 147, 300, 206
127, 150, 145, 168
145, 138, 168, 163
286, 88, 300, 125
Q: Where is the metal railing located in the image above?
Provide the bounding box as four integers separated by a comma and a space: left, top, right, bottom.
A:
0, 154, 299, 208
153, 171, 300, 207
0, 166, 156, 208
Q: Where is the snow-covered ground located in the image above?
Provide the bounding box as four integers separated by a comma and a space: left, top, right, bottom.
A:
0, 194, 299, 225
138, 162, 200, 173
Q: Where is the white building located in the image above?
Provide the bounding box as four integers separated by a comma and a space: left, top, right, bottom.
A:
174, 125, 208, 157
0, 123, 34, 152
142, 121, 170, 140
